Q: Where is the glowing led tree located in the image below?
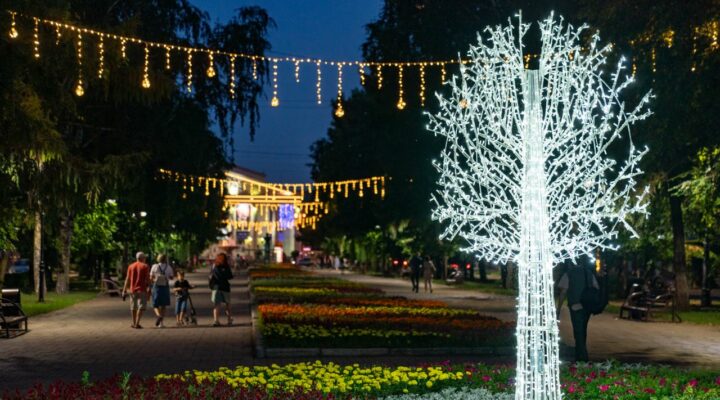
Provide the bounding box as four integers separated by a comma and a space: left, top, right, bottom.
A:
428, 14, 652, 400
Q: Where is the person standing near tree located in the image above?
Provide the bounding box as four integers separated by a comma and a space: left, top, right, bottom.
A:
122, 252, 150, 329
409, 252, 422, 293
422, 256, 436, 293
210, 253, 234, 326
556, 262, 600, 362
150, 254, 174, 328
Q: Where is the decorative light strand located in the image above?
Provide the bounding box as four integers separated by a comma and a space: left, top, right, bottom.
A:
165, 45, 171, 70
120, 38, 127, 60
294, 59, 300, 83
396, 65, 406, 110
252, 57, 258, 80
97, 36, 104, 78
186, 50, 193, 93
8, 12, 17, 39
141, 45, 151, 89
335, 63, 344, 118
271, 59, 279, 107
419, 64, 426, 106
206, 51, 216, 78
440, 63, 447, 83
75, 33, 84, 96
32, 17, 39, 58
376, 65, 383, 89
54, 24, 61, 45
358, 63, 366, 86
229, 55, 236, 99
316, 60, 322, 104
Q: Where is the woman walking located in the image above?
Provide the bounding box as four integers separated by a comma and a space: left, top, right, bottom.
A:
210, 253, 234, 326
422, 256, 436, 293
150, 254, 174, 328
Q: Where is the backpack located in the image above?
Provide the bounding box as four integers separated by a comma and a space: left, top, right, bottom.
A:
208, 267, 218, 290
154, 264, 169, 286
580, 267, 607, 315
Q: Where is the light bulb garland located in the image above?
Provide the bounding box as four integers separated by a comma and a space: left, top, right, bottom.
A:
396, 65, 406, 110
97, 36, 104, 78
75, 32, 84, 97
186, 50, 193, 93
229, 55, 236, 99
335, 63, 344, 117
316, 60, 322, 104
32, 17, 39, 58
271, 59, 279, 107
5, 10, 717, 113
141, 45, 151, 89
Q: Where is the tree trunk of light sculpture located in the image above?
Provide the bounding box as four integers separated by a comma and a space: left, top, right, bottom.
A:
427, 15, 652, 399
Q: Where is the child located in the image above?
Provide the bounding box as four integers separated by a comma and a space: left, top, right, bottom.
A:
173, 271, 194, 326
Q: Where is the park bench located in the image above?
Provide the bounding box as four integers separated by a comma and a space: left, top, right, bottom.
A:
1, 288, 28, 338
619, 284, 681, 323
101, 277, 122, 297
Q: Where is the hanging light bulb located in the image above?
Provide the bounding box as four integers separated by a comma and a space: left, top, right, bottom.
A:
97, 36, 105, 78
335, 63, 345, 117
335, 104, 345, 118
271, 59, 279, 106
316, 60, 322, 104
229, 55, 236, 99
141, 45, 151, 89
397, 65, 406, 110
8, 12, 18, 39
206, 52, 216, 78
75, 82, 85, 97
32, 18, 40, 58
75, 33, 84, 96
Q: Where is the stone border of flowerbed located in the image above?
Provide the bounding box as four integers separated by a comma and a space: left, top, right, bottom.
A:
249, 296, 515, 359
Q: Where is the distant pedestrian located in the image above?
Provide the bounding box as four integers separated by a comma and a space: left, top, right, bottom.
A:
423, 256, 436, 293
409, 252, 422, 293
173, 270, 194, 326
556, 262, 600, 362
150, 254, 174, 328
210, 253, 234, 326
122, 252, 150, 329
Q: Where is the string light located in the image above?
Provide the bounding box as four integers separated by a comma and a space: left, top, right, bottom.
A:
206, 51, 216, 78
396, 65, 406, 110
692, 28, 698, 72
294, 59, 300, 82
186, 50, 193, 93
75, 33, 84, 97
8, 12, 17, 39
335, 63, 344, 117
252, 57, 258, 80
165, 45, 171, 70
651, 47, 656, 73
358, 62, 366, 86
712, 21, 719, 49
376, 65, 383, 89
54, 24, 61, 45
97, 36, 104, 78
316, 60, 322, 104
32, 17, 39, 58
120, 38, 127, 60
141, 45, 151, 89
271, 59, 279, 107
419, 64, 426, 106
441, 63, 447, 83
229, 55, 236, 99
428, 15, 651, 399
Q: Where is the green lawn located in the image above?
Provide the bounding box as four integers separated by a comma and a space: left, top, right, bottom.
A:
605, 302, 720, 325
20, 291, 98, 317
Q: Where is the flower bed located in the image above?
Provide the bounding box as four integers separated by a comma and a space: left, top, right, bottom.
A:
250, 266, 514, 348
6, 362, 719, 399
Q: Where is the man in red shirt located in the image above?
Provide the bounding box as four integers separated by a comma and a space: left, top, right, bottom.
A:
122, 252, 151, 329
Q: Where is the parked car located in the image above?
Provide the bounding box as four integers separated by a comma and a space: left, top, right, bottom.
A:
7, 259, 30, 274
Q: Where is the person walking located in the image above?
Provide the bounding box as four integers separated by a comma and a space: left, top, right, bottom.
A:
173, 270, 194, 326
210, 253, 234, 326
409, 252, 422, 293
150, 254, 174, 328
122, 252, 150, 329
422, 256, 436, 293
556, 262, 599, 362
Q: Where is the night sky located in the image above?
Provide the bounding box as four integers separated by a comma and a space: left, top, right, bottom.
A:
197, 1, 384, 183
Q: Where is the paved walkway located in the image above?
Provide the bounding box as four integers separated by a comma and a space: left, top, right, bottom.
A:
318, 270, 720, 367
0, 268, 254, 391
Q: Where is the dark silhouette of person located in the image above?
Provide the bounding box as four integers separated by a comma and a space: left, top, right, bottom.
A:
556, 262, 598, 362
409, 252, 423, 293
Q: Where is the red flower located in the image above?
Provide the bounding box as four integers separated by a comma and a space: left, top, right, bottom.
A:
599, 384, 609, 392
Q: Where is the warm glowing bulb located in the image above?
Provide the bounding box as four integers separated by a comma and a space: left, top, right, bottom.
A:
9, 26, 18, 39
335, 105, 345, 118
459, 99, 468, 108
271, 96, 279, 107
142, 77, 151, 89
397, 99, 406, 110
75, 82, 84, 97
206, 66, 216, 78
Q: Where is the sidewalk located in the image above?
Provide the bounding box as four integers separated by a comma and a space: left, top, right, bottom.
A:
0, 268, 254, 391
319, 269, 720, 366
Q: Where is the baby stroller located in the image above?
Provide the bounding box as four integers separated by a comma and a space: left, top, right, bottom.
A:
182, 293, 198, 326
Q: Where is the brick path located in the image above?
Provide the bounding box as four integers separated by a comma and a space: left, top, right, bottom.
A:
318, 270, 720, 367
0, 268, 254, 391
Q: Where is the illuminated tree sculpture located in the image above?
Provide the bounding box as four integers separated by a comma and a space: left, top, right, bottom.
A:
428, 14, 652, 400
